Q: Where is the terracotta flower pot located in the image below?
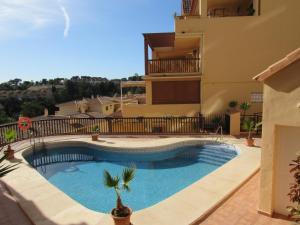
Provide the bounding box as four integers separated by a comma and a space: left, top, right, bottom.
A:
246, 138, 255, 147
4, 145, 15, 160
91, 134, 99, 141
111, 208, 132, 225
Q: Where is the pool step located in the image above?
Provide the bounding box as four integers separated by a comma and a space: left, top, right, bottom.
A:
197, 158, 224, 167
198, 150, 234, 161
198, 155, 229, 165
201, 148, 237, 157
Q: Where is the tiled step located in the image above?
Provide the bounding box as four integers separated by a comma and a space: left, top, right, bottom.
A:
198, 155, 229, 164
198, 151, 234, 161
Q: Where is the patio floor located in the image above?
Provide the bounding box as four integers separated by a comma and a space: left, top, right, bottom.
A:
0, 181, 32, 225
198, 172, 292, 225
1, 172, 293, 225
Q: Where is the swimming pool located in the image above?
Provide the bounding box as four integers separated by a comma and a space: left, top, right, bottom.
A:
24, 143, 237, 213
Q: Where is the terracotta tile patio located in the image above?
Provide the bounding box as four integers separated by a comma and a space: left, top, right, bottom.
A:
197, 172, 292, 225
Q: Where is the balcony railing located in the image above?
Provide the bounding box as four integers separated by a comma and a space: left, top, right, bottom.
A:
148, 58, 201, 74
182, 0, 199, 16
0, 114, 229, 146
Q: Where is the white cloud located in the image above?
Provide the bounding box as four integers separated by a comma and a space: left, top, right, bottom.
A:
0, 0, 71, 39
59, 4, 70, 38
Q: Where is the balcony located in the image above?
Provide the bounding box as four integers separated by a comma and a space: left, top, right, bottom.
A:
143, 32, 201, 75
148, 58, 201, 74
178, 0, 259, 18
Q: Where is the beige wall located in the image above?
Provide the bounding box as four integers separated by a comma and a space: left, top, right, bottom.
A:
55, 104, 78, 116
273, 125, 300, 215
259, 59, 300, 215
101, 103, 115, 116
176, 0, 300, 114
202, 81, 262, 114
122, 104, 200, 117
88, 102, 101, 112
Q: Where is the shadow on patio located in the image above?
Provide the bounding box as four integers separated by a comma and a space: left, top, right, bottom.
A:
0, 180, 93, 225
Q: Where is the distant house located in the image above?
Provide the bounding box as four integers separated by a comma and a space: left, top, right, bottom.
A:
253, 48, 300, 216
55, 96, 124, 117
55, 101, 79, 117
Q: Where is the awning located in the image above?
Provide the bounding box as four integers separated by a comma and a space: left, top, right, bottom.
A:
143, 32, 175, 50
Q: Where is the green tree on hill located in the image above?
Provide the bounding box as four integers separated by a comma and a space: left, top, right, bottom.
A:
21, 101, 44, 118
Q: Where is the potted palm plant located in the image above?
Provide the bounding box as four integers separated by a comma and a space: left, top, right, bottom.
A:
240, 102, 251, 117
4, 130, 17, 160
242, 119, 261, 146
242, 119, 255, 146
103, 167, 135, 225
91, 125, 100, 141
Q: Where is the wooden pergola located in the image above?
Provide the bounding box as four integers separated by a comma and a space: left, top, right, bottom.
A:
143, 32, 175, 74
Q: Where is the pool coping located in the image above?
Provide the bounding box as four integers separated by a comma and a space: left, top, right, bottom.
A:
1, 136, 261, 225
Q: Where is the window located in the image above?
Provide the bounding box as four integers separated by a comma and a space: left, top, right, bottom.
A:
251, 92, 263, 103
152, 80, 200, 104
106, 106, 109, 111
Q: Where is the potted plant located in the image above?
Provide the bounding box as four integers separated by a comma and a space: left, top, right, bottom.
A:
242, 119, 261, 146
287, 152, 300, 222
4, 129, 17, 160
91, 125, 100, 141
103, 167, 135, 225
240, 102, 251, 117
228, 100, 238, 113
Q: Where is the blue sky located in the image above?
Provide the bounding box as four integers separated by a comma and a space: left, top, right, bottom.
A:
0, 0, 181, 82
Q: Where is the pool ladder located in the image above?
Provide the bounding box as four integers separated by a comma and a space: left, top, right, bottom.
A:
29, 128, 47, 174
215, 125, 223, 141
214, 126, 237, 150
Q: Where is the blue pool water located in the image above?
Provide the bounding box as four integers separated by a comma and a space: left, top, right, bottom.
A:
24, 144, 237, 213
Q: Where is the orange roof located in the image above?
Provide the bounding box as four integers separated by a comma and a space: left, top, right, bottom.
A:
253, 48, 300, 82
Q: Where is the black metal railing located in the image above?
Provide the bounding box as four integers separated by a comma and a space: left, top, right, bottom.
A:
148, 58, 201, 74
0, 115, 228, 146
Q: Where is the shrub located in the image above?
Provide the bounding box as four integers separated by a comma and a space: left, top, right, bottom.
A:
240, 102, 251, 116
228, 101, 238, 109
287, 152, 300, 222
